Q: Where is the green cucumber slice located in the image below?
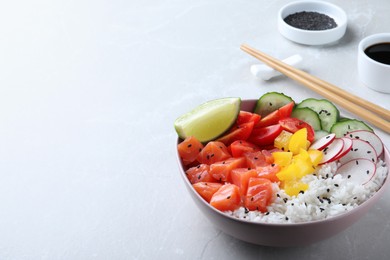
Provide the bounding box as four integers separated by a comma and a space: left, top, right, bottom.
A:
314, 130, 330, 141
296, 98, 340, 132
291, 107, 322, 131
330, 119, 373, 138
254, 92, 293, 117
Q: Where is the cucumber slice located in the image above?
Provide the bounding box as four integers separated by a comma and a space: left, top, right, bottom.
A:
254, 92, 293, 117
338, 117, 351, 122
296, 98, 340, 132
174, 97, 241, 142
291, 107, 321, 131
314, 130, 330, 141
330, 119, 373, 138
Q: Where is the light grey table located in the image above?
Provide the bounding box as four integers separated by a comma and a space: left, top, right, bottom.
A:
0, 0, 389, 259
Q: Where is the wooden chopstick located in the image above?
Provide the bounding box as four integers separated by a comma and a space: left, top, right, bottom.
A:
240, 44, 390, 134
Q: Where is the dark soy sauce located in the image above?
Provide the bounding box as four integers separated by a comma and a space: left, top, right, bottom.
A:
364, 42, 390, 65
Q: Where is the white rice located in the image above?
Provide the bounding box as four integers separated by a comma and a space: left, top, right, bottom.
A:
226, 160, 388, 224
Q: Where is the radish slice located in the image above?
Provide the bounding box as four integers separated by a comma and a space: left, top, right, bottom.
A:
309, 133, 336, 151
332, 137, 353, 161
336, 158, 376, 185
319, 138, 344, 165
338, 139, 378, 165
347, 130, 384, 157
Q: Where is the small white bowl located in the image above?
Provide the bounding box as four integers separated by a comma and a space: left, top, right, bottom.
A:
278, 1, 347, 45
358, 33, 390, 94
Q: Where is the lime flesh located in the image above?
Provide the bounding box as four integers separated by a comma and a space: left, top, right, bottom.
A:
174, 97, 241, 142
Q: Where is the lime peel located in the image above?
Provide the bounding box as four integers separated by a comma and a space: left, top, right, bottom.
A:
174, 97, 241, 142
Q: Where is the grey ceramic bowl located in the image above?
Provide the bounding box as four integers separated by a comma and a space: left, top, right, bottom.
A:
176, 99, 390, 247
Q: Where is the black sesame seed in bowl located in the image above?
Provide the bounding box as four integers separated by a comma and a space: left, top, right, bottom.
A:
278, 1, 347, 45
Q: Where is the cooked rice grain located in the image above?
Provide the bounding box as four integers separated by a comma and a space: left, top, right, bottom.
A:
227, 160, 388, 223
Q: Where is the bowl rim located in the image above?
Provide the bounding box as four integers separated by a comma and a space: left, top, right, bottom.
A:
176, 99, 390, 227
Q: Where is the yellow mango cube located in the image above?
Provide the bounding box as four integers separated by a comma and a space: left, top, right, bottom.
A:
288, 128, 308, 155
295, 159, 314, 178
284, 181, 309, 197
276, 163, 300, 181
274, 130, 293, 151
272, 151, 293, 167
308, 149, 324, 166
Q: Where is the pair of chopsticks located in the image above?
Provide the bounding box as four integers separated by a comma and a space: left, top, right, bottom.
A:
240, 44, 390, 134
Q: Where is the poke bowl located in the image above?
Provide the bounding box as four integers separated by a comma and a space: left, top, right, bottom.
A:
174, 94, 389, 247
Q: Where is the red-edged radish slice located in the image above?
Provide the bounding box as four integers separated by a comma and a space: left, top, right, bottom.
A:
319, 138, 344, 165
336, 158, 376, 185
309, 133, 336, 151
338, 139, 378, 165
347, 130, 384, 157
332, 137, 353, 161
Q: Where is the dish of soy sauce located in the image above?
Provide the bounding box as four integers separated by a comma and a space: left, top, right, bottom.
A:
364, 43, 390, 65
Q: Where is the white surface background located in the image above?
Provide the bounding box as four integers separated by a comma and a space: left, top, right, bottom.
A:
0, 0, 389, 259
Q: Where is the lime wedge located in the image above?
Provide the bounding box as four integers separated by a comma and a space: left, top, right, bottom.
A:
174, 97, 241, 142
